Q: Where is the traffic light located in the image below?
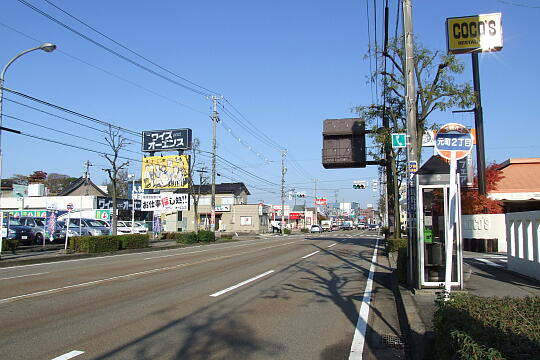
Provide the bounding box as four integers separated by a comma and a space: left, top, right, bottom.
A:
296, 192, 306, 198
353, 182, 366, 189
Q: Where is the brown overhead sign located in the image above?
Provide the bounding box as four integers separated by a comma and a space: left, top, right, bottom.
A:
446, 13, 503, 54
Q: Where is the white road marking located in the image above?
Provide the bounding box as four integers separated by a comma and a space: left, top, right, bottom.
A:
301, 250, 320, 259
0, 241, 300, 304
482, 255, 506, 259
475, 258, 504, 268
144, 241, 260, 260
327, 243, 337, 248
51, 350, 84, 360
210, 270, 275, 297
0, 272, 49, 281
0, 237, 269, 270
349, 237, 379, 359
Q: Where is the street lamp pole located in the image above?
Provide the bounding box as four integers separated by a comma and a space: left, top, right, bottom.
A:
0, 43, 56, 203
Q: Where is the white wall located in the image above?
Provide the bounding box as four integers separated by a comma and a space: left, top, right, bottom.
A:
462, 214, 507, 252
506, 211, 540, 281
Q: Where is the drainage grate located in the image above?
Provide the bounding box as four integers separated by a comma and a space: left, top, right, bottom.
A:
380, 334, 405, 349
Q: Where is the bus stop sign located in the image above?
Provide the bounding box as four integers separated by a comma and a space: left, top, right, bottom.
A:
435, 123, 473, 160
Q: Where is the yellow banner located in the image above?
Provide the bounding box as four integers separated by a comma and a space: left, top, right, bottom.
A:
142, 155, 190, 190
446, 13, 503, 54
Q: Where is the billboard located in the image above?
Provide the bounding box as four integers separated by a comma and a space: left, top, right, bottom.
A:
142, 155, 190, 190
141, 193, 189, 212
142, 129, 192, 152
446, 13, 503, 54
315, 197, 327, 206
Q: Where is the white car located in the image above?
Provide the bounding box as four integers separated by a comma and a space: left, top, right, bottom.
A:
310, 225, 323, 233
116, 221, 148, 234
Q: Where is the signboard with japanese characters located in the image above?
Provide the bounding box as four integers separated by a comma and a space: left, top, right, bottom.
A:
215, 205, 230, 212
142, 155, 190, 190
97, 197, 141, 211
435, 123, 473, 160
142, 129, 192, 152
140, 193, 189, 212
315, 197, 327, 206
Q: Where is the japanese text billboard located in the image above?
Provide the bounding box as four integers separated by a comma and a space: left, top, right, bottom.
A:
142, 129, 192, 152
141, 193, 189, 212
142, 155, 190, 190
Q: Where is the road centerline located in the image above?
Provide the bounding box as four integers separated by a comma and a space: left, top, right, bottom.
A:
51, 350, 84, 360
209, 270, 275, 297
327, 243, 337, 248
301, 250, 320, 259
0, 272, 49, 281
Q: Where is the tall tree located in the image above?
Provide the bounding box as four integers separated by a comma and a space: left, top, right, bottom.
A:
461, 163, 504, 214
102, 169, 130, 198
103, 125, 130, 235
45, 173, 78, 195
355, 36, 475, 237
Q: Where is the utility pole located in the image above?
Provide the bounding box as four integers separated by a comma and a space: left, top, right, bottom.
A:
207, 95, 223, 232
280, 149, 287, 235
403, 0, 418, 286
313, 178, 318, 208
81, 160, 92, 234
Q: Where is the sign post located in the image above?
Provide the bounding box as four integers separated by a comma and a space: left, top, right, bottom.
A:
434, 123, 473, 298
64, 203, 74, 251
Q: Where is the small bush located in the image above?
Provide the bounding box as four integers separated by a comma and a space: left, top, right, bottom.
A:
174, 232, 198, 244
118, 234, 149, 250
219, 234, 233, 241
198, 230, 215, 243
433, 293, 540, 360
300, 228, 309, 233
70, 235, 120, 253
386, 238, 407, 253
283, 228, 291, 235
1, 239, 18, 252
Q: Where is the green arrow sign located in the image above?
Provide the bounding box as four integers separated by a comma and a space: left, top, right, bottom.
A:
391, 133, 407, 148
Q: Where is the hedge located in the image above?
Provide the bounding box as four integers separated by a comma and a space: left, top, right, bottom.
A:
1, 239, 18, 252
300, 228, 309, 233
433, 293, 540, 360
198, 230, 215, 243
386, 238, 407, 253
118, 234, 149, 250
70, 234, 149, 253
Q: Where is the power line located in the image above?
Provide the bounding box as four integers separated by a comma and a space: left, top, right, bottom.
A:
15, 0, 213, 97
41, 0, 219, 95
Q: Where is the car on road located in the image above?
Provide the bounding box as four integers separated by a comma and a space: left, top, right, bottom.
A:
341, 221, 353, 230
357, 223, 367, 230
2, 218, 34, 245
331, 224, 340, 231
368, 223, 380, 231
310, 224, 323, 233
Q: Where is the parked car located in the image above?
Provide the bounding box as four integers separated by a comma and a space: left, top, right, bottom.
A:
310, 224, 323, 233
331, 224, 340, 231
19, 216, 47, 243
357, 223, 367, 230
68, 218, 110, 236
341, 221, 353, 230
2, 218, 34, 245
55, 221, 82, 240
320, 220, 332, 232
116, 221, 148, 234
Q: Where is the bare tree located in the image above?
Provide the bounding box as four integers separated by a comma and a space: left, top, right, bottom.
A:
103, 125, 130, 235
187, 139, 207, 234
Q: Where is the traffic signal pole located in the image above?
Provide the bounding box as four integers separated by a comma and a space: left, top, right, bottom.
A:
472, 53, 487, 196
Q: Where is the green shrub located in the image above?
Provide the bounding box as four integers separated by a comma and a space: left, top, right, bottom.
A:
118, 234, 149, 250
433, 293, 540, 360
283, 228, 291, 235
300, 228, 309, 233
174, 232, 198, 244
198, 230, 215, 243
386, 238, 407, 253
70, 235, 120, 253
219, 234, 233, 241
1, 239, 18, 252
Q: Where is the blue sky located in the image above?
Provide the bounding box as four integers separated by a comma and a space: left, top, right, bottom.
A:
0, 0, 537, 207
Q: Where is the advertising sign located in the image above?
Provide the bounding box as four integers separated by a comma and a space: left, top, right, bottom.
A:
142, 154, 190, 190
240, 216, 252, 226
8, 210, 47, 218
128, 181, 144, 200
315, 197, 327, 206
95, 210, 111, 221
142, 128, 192, 152
141, 193, 189, 212
289, 212, 303, 220
446, 13, 503, 54
215, 205, 230, 212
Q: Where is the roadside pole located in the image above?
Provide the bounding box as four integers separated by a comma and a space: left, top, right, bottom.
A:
64, 208, 72, 251
0, 211, 3, 259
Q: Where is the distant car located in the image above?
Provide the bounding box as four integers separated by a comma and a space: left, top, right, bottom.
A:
310, 225, 323, 233
116, 221, 148, 234
358, 223, 367, 230
68, 218, 110, 236
368, 223, 380, 231
331, 224, 340, 231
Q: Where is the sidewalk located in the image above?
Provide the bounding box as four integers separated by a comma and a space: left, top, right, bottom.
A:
388, 251, 540, 360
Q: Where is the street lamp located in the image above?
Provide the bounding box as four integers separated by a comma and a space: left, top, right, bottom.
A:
128, 174, 135, 234
0, 43, 57, 200
0, 43, 56, 261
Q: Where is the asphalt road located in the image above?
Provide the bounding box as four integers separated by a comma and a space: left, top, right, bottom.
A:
0, 230, 401, 360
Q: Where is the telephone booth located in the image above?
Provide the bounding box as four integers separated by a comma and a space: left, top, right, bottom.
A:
416, 156, 464, 289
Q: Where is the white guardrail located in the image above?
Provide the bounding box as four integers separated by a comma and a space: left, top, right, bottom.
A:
506, 211, 540, 281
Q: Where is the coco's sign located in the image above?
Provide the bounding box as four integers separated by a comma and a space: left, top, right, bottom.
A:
446, 13, 503, 54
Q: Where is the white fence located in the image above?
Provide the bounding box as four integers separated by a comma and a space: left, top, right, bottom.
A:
506, 211, 540, 281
